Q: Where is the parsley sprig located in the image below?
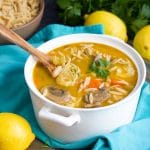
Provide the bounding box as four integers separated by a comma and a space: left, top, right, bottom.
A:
89, 58, 110, 79
56, 0, 150, 39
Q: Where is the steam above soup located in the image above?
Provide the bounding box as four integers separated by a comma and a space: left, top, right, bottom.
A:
33, 43, 137, 108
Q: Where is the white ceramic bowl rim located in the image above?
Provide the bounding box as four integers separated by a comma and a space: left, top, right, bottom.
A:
24, 33, 146, 112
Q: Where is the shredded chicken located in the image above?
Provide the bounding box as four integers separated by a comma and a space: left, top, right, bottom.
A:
78, 77, 91, 92
52, 66, 63, 78
56, 63, 80, 86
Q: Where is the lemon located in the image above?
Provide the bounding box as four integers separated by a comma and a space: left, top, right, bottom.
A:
84, 10, 128, 42
133, 25, 150, 61
0, 113, 35, 150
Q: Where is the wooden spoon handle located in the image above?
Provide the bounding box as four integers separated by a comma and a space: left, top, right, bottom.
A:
0, 24, 55, 73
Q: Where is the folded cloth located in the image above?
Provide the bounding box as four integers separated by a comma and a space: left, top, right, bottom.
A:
0, 24, 150, 150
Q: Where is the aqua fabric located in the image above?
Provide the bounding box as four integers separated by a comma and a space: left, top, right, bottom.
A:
0, 24, 150, 150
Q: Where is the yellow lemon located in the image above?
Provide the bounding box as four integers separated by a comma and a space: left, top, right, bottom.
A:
133, 25, 150, 61
0, 113, 35, 150
84, 10, 128, 42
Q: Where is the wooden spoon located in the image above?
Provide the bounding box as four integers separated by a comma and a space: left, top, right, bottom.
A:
0, 24, 55, 75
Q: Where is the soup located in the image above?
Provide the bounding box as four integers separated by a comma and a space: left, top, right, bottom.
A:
33, 42, 137, 108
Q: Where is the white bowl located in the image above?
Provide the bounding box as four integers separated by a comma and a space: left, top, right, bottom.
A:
24, 34, 146, 143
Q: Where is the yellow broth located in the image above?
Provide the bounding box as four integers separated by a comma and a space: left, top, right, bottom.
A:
33, 43, 138, 108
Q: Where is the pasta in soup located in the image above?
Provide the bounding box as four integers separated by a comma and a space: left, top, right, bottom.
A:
0, 0, 40, 29
33, 43, 138, 108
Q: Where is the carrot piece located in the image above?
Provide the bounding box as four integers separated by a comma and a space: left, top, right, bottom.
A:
88, 79, 101, 88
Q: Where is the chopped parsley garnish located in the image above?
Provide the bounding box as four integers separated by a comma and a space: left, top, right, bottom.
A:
89, 58, 110, 79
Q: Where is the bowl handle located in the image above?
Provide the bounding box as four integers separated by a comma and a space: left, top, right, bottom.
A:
38, 106, 80, 127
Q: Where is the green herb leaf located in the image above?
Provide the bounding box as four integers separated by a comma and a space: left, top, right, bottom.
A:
57, 0, 82, 25
131, 18, 148, 33
89, 58, 110, 79
97, 69, 109, 78
73, 3, 82, 16
90, 61, 96, 71
140, 4, 150, 18
57, 0, 71, 9
97, 59, 110, 67
56, 0, 150, 40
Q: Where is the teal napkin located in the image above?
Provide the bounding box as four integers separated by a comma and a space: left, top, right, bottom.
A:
0, 24, 150, 150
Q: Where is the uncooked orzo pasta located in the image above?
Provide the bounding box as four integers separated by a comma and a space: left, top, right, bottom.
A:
0, 0, 40, 29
